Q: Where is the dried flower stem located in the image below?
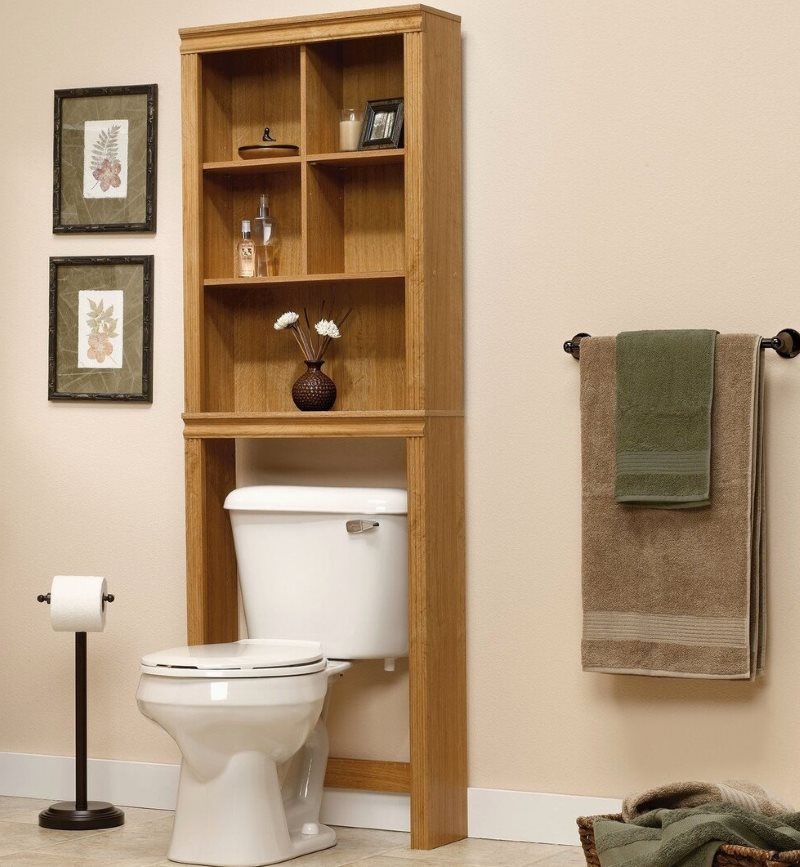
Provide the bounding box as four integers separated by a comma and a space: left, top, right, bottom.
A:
287, 324, 309, 357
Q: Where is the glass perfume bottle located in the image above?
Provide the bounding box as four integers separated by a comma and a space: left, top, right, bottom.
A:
236, 219, 255, 278
252, 193, 277, 277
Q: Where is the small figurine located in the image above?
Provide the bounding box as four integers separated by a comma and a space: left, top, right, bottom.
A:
238, 126, 299, 160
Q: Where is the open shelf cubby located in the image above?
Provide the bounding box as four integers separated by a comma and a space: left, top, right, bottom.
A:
201, 45, 301, 163
308, 162, 404, 274
203, 277, 406, 413
181, 6, 464, 850
203, 171, 303, 278
304, 35, 404, 155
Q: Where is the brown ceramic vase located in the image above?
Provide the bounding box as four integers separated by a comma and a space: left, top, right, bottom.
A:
291, 360, 336, 411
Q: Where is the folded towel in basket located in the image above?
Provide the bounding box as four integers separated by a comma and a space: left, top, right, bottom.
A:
622, 779, 794, 821
593, 805, 800, 867
581, 334, 764, 678
615, 329, 716, 508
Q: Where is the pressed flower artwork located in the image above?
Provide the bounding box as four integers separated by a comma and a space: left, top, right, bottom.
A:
77, 290, 123, 368
53, 85, 157, 232
49, 257, 153, 402
82, 120, 128, 198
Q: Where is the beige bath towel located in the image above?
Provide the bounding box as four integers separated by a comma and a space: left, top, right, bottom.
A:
622, 780, 793, 821
581, 334, 764, 678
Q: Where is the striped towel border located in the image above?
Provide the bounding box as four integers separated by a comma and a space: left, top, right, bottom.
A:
584, 611, 748, 649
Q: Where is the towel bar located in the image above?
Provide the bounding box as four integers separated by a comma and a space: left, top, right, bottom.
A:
563, 329, 800, 360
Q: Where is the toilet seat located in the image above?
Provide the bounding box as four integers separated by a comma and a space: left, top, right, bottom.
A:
140, 638, 326, 678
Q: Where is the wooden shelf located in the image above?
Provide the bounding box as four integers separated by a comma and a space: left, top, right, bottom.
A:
307, 148, 404, 167
202, 150, 403, 175
203, 156, 302, 174
182, 410, 444, 438
203, 271, 404, 289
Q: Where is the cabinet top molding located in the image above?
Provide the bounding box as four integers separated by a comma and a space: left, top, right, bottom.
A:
179, 4, 459, 53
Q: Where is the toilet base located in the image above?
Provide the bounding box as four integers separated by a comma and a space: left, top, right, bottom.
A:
168, 824, 336, 867
167, 745, 335, 867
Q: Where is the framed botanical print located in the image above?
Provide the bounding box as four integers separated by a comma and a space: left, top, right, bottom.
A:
49, 256, 154, 402
53, 85, 157, 233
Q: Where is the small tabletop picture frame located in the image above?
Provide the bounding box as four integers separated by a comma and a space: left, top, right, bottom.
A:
358, 98, 404, 150
49, 256, 154, 402
53, 84, 157, 233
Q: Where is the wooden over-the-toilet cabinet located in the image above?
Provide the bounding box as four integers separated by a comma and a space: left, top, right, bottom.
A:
179, 6, 464, 848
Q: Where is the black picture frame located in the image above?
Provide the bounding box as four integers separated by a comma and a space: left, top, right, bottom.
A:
358, 98, 404, 150
53, 84, 157, 233
49, 256, 154, 402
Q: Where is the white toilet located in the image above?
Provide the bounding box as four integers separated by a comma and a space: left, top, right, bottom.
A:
137, 485, 408, 867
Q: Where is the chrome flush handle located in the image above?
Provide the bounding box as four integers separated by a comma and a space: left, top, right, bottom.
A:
346, 520, 380, 534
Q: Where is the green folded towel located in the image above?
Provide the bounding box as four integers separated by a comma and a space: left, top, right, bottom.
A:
594, 805, 800, 867
615, 330, 717, 508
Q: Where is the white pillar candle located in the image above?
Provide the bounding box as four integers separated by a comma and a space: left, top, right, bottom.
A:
339, 119, 361, 151
339, 109, 363, 151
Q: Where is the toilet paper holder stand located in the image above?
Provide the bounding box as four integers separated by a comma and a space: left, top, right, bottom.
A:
36, 591, 125, 830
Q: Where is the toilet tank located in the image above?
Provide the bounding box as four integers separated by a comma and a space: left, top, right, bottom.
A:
224, 485, 408, 660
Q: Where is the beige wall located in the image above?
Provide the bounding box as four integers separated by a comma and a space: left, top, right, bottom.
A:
2, 0, 800, 805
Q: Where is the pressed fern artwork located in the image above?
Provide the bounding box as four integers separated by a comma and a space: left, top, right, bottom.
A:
90, 124, 121, 191
54, 85, 157, 231
82, 119, 129, 199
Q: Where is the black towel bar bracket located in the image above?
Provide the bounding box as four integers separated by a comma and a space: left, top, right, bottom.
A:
563, 329, 800, 361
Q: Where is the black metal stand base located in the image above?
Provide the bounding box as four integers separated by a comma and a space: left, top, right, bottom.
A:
39, 801, 125, 830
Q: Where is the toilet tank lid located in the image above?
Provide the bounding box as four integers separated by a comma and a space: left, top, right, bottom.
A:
224, 485, 408, 515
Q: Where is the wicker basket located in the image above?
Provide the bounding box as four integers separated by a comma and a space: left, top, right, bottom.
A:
577, 815, 800, 867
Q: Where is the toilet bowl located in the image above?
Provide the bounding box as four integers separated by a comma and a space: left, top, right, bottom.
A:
138, 485, 408, 866
136, 639, 349, 867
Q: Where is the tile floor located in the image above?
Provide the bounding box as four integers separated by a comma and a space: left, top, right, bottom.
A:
0, 796, 585, 867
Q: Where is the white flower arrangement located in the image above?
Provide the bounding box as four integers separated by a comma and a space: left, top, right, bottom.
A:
315, 319, 341, 340
274, 311, 299, 330
273, 304, 352, 362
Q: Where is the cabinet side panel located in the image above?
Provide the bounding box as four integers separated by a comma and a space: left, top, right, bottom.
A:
403, 32, 424, 409
185, 438, 238, 645
407, 416, 467, 848
422, 15, 463, 411
183, 53, 204, 412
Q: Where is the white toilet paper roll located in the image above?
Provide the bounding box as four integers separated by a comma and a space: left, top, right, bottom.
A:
49, 575, 107, 632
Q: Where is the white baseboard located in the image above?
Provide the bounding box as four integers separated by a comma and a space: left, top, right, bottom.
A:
321, 789, 410, 832
0, 752, 180, 811
468, 787, 622, 846
0, 752, 621, 845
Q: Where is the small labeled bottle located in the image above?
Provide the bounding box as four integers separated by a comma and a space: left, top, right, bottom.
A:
252, 193, 277, 277
236, 219, 255, 277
